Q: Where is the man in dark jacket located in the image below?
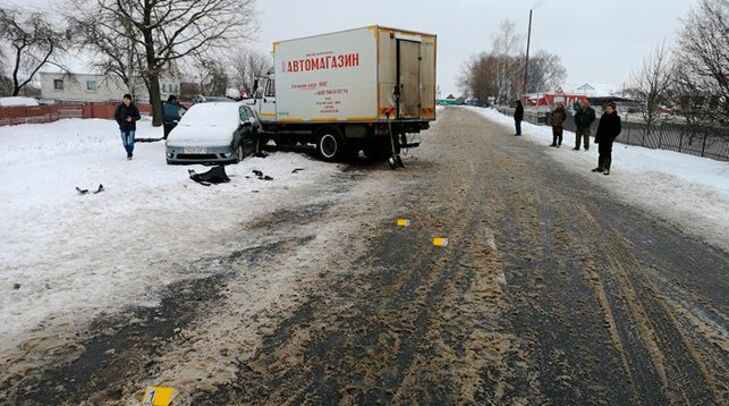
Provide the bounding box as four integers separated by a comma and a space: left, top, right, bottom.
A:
514, 100, 524, 136
593, 102, 622, 175
550, 103, 567, 147
573, 99, 596, 151
162, 95, 182, 140
114, 94, 141, 160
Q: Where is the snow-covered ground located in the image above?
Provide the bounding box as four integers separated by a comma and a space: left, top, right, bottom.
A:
0, 118, 337, 353
471, 107, 729, 252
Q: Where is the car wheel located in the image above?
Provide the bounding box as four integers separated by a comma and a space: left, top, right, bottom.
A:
317, 128, 342, 162
237, 143, 245, 162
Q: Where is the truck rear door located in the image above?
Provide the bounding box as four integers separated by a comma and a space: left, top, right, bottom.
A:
397, 40, 421, 119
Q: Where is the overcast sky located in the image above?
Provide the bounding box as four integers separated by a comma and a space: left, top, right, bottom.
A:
15, 0, 693, 95
255, 0, 691, 96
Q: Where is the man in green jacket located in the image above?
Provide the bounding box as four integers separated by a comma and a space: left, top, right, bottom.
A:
573, 99, 596, 151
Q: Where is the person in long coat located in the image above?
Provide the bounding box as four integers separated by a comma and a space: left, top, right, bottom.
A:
550, 103, 567, 147
514, 100, 524, 136
573, 99, 596, 151
593, 102, 622, 175
162, 95, 183, 140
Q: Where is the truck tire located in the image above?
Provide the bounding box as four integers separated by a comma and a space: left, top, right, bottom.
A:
317, 128, 343, 161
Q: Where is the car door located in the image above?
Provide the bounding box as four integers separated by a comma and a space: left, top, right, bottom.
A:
235, 106, 249, 154
246, 106, 261, 155
238, 106, 258, 156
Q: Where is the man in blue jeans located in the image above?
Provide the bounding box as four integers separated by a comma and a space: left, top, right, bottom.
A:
114, 94, 141, 160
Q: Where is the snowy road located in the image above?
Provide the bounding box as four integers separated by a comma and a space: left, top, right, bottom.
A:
2, 108, 729, 405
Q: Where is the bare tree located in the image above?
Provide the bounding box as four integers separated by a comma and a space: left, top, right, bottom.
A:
459, 49, 566, 106
192, 56, 229, 96
677, 0, 729, 124
66, 0, 146, 98
70, 0, 258, 126
631, 43, 673, 134
458, 52, 499, 104
0, 6, 67, 96
0, 46, 11, 96
491, 20, 523, 104
670, 58, 709, 126
228, 47, 271, 97
526, 50, 567, 94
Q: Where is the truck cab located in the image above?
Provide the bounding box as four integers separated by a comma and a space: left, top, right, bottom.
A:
248, 75, 277, 123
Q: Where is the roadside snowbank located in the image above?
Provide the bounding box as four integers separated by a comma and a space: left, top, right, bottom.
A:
0, 118, 337, 353
470, 107, 729, 251
0, 97, 39, 107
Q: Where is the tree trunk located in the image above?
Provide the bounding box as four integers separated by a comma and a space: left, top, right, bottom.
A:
142, 28, 163, 127
12, 46, 22, 96
147, 71, 163, 127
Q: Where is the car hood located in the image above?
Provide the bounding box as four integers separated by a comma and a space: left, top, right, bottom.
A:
166, 125, 235, 147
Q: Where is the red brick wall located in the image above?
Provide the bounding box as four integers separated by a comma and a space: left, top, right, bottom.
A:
0, 102, 153, 127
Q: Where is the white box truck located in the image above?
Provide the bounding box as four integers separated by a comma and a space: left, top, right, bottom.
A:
247, 26, 437, 162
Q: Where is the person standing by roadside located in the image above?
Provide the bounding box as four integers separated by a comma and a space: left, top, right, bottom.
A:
514, 99, 524, 136
114, 94, 141, 160
593, 102, 622, 176
550, 103, 567, 147
573, 99, 596, 151
162, 95, 182, 140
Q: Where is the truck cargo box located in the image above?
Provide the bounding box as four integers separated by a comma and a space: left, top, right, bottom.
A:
272, 26, 437, 124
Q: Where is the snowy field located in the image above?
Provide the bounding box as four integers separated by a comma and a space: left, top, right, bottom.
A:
0, 118, 337, 353
471, 107, 729, 252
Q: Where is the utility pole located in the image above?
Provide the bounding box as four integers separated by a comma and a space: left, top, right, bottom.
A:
523, 9, 533, 97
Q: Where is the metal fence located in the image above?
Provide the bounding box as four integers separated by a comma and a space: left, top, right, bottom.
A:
498, 107, 729, 162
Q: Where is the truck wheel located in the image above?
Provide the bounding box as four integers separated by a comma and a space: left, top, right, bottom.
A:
317, 129, 343, 161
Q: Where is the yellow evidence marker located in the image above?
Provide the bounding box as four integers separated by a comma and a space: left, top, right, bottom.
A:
432, 237, 449, 247
396, 219, 411, 227
141, 386, 177, 406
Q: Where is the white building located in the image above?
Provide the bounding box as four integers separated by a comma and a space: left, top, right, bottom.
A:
39, 72, 180, 103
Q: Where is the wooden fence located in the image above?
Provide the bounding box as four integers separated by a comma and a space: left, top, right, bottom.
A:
0, 102, 153, 127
